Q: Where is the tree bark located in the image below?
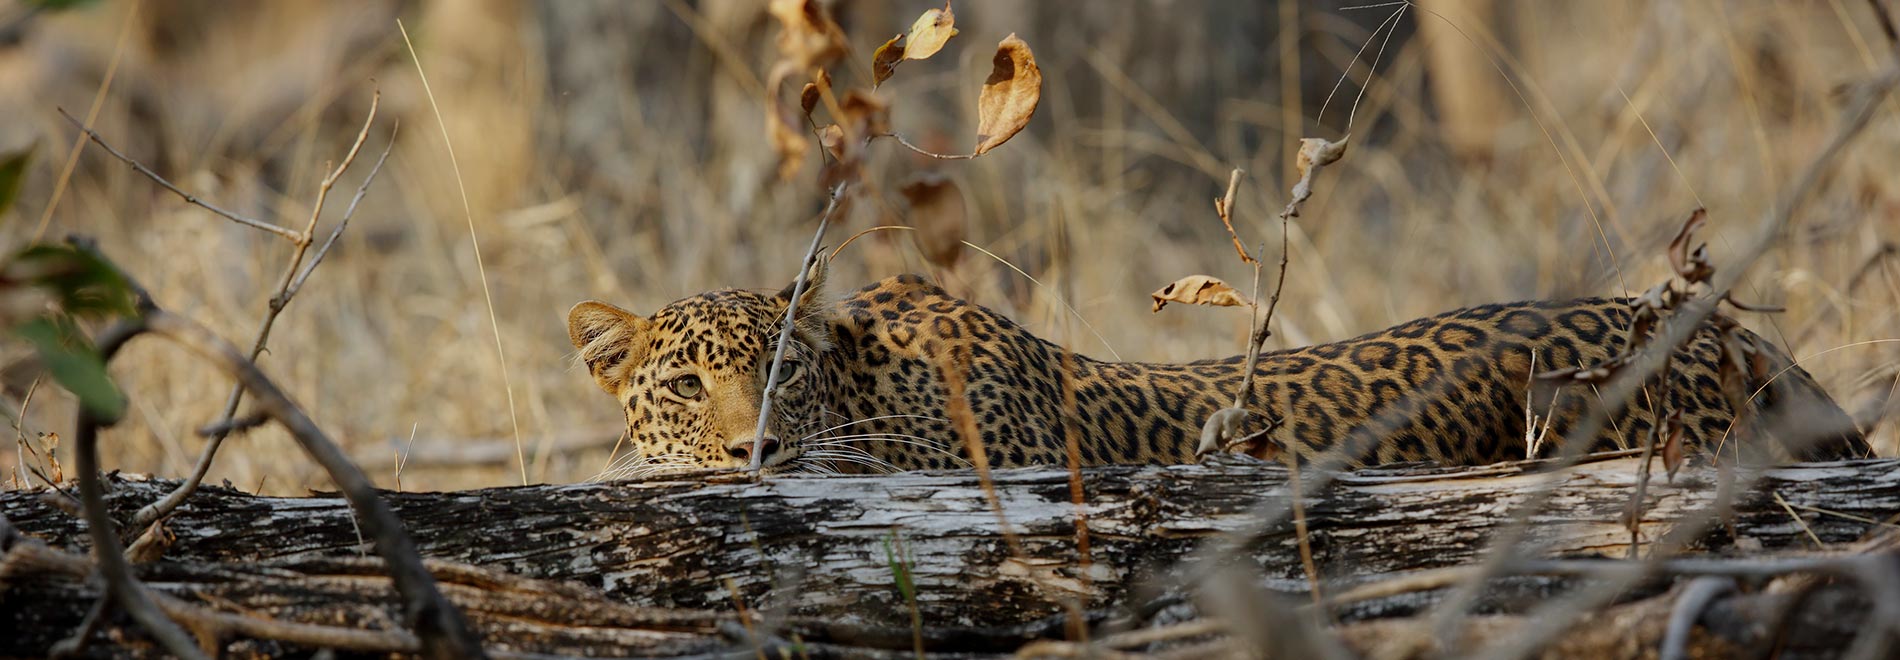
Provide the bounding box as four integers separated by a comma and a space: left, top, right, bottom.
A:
4, 455, 1896, 658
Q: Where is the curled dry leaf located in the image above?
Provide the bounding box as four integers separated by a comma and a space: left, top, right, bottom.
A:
903, 1, 958, 61
975, 34, 1041, 156
872, 33, 905, 87
768, 0, 844, 70
1668, 208, 1713, 284
1659, 409, 1685, 481
817, 124, 845, 159
1151, 275, 1248, 313
766, 66, 810, 180
840, 90, 891, 138
818, 91, 891, 188
800, 69, 832, 118
899, 173, 967, 268
1285, 136, 1350, 213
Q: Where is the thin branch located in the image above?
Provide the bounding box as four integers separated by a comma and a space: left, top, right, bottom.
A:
287, 123, 398, 299
1213, 168, 1253, 264
89, 310, 487, 659
877, 132, 979, 160
56, 108, 302, 242
132, 94, 388, 531
752, 182, 847, 471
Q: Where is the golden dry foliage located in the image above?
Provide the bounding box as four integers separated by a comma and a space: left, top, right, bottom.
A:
767, 0, 843, 71
902, 1, 958, 62
764, 0, 846, 180
1287, 136, 1350, 214
899, 173, 967, 269
798, 69, 831, 117
1150, 275, 1249, 313
871, 34, 905, 88
975, 34, 1041, 156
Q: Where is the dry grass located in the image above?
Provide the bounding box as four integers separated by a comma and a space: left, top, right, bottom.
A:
0, 0, 1895, 494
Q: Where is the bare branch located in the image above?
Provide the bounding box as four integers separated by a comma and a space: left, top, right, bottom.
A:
287, 124, 398, 300
877, 132, 979, 160
751, 181, 846, 472
132, 93, 386, 531
55, 108, 302, 242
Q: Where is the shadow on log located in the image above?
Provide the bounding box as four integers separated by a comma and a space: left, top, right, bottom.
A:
4, 454, 1897, 657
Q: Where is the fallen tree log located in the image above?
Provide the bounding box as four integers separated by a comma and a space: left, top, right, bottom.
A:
3, 454, 1897, 657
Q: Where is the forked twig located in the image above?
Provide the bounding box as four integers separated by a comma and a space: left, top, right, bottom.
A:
129, 96, 392, 531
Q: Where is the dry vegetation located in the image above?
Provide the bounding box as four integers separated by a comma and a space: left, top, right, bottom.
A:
1, 0, 1896, 498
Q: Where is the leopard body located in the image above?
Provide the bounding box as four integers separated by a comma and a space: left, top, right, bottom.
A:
567, 266, 1867, 475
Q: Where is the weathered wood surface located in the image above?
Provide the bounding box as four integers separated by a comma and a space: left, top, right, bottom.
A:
4, 455, 1898, 657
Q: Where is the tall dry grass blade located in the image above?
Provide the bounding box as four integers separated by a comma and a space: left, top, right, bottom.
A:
399, 19, 528, 486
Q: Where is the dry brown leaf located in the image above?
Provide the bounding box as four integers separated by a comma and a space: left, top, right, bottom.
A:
765, 63, 810, 180
1285, 136, 1350, 213
800, 69, 833, 118
1660, 410, 1685, 481
768, 0, 844, 72
902, 1, 958, 61
1668, 208, 1712, 284
817, 124, 845, 159
975, 34, 1041, 156
899, 173, 967, 268
1151, 275, 1248, 313
872, 33, 905, 87
840, 90, 890, 138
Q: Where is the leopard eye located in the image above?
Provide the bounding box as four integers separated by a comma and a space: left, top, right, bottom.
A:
774, 361, 801, 386
668, 375, 703, 400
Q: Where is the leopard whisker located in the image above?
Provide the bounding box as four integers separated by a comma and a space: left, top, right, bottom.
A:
799, 448, 901, 474
805, 432, 969, 463
794, 413, 951, 437
592, 452, 696, 482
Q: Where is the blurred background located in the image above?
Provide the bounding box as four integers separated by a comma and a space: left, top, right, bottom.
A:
1, 0, 1895, 493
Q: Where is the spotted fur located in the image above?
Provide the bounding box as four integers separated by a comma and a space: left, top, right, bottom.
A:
567, 264, 1868, 475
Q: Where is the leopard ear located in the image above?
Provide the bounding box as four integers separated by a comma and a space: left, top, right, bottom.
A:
567, 301, 649, 392
774, 254, 834, 351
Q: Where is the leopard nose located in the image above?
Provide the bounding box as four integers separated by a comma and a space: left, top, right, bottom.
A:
726, 436, 782, 462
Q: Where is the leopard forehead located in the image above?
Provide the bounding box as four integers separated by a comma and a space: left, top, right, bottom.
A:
642, 289, 785, 368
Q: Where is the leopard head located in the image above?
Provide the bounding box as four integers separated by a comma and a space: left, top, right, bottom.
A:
567, 259, 838, 475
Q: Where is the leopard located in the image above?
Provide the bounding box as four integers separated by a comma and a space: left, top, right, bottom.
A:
566, 259, 1869, 476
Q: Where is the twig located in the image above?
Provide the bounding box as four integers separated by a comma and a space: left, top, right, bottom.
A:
1625, 355, 1677, 559
878, 132, 978, 160
751, 182, 846, 471
1213, 168, 1253, 264
87, 310, 487, 658
286, 123, 398, 300
195, 412, 271, 438
56, 108, 303, 242
1774, 490, 1827, 548
131, 96, 389, 531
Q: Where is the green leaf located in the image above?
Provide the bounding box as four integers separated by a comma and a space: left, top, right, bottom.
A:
0, 143, 32, 220
3, 244, 137, 317
15, 316, 125, 419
